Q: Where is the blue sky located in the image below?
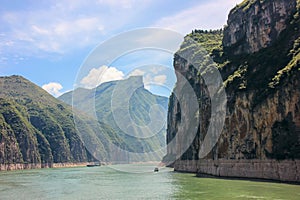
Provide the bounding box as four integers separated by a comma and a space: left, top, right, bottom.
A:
0, 0, 242, 97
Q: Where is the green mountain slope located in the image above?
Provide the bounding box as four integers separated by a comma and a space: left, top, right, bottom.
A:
0, 75, 121, 168
59, 76, 168, 161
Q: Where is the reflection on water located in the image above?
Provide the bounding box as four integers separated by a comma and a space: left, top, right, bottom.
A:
0, 164, 299, 200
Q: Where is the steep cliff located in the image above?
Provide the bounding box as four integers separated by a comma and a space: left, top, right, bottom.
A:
166, 0, 300, 182
0, 75, 121, 170
223, 0, 297, 55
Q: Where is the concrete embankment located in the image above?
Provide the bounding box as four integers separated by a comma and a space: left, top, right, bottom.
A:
174, 159, 300, 183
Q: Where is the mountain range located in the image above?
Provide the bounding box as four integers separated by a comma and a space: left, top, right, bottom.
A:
0, 75, 168, 170
59, 76, 168, 162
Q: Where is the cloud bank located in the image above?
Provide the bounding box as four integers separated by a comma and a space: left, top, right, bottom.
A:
42, 82, 63, 97
80, 65, 125, 88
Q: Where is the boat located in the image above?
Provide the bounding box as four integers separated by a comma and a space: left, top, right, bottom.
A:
154, 167, 159, 172
86, 162, 101, 167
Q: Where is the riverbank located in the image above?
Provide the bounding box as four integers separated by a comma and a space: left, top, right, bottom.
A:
195, 172, 300, 185
173, 159, 300, 184
0, 161, 163, 171
0, 162, 93, 171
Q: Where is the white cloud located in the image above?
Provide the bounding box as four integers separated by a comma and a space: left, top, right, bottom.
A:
129, 69, 145, 76
153, 75, 167, 85
153, 0, 242, 34
80, 65, 125, 88
0, 0, 149, 56
128, 67, 168, 90
143, 74, 167, 90
143, 74, 152, 90
28, 17, 103, 53
31, 25, 50, 35
0, 0, 242, 58
97, 0, 139, 9
42, 82, 63, 97
0, 13, 104, 55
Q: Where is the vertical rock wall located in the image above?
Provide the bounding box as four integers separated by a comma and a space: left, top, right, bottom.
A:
166, 0, 300, 183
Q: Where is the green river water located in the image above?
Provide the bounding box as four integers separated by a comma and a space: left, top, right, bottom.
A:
0, 164, 299, 200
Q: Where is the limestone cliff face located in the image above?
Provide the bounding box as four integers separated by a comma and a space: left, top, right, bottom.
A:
166, 0, 300, 182
219, 75, 300, 161
223, 0, 297, 55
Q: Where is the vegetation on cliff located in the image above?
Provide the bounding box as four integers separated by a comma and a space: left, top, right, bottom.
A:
166, 0, 300, 166
0, 74, 169, 167
0, 75, 120, 166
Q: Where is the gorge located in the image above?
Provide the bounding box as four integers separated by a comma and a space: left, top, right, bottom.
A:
0, 0, 299, 185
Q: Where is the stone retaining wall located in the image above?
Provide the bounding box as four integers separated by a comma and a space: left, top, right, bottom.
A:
174, 159, 300, 183
0, 163, 46, 171
0, 162, 89, 171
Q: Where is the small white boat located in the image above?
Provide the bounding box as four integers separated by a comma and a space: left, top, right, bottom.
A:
86, 162, 101, 167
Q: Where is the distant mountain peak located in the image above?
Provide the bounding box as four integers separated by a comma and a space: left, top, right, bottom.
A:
93, 75, 144, 90
125, 75, 144, 88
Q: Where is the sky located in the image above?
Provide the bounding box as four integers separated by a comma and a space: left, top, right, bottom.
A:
0, 0, 242, 97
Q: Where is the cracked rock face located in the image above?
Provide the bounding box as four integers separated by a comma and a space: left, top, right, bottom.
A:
223, 0, 297, 55
220, 78, 300, 160
165, 0, 300, 182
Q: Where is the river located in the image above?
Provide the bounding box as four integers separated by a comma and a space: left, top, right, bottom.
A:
0, 164, 299, 199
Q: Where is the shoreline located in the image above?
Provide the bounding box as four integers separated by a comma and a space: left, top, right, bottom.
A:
0, 162, 94, 171
195, 172, 300, 186
173, 159, 300, 184
172, 169, 300, 185
0, 161, 164, 172
172, 167, 300, 185
2, 162, 299, 186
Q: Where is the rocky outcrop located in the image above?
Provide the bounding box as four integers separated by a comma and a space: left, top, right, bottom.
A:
223, 0, 297, 55
219, 77, 300, 161
166, 0, 300, 183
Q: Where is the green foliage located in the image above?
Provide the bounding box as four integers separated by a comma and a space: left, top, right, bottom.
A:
268, 0, 300, 86
232, 0, 266, 13
0, 98, 42, 164
0, 99, 24, 164
172, 0, 300, 163
187, 29, 223, 54
222, 1, 300, 99
269, 54, 300, 88
0, 75, 117, 165
228, 0, 300, 91
224, 65, 247, 88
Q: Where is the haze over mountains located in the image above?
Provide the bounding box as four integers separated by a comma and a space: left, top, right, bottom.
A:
59, 75, 168, 162
0, 75, 168, 170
